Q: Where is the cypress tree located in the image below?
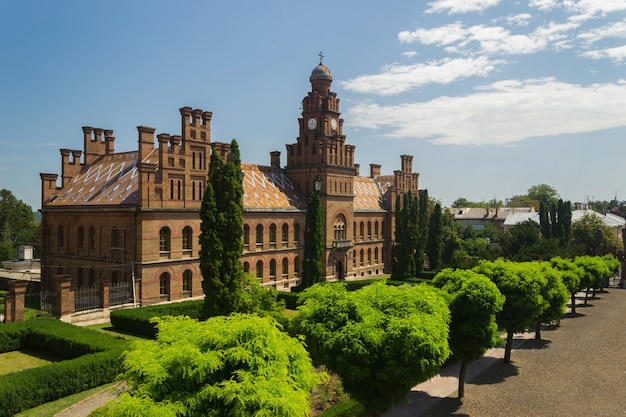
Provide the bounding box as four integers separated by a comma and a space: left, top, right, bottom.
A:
415, 189, 430, 274
302, 191, 324, 288
539, 202, 551, 238
201, 139, 245, 318
427, 203, 443, 270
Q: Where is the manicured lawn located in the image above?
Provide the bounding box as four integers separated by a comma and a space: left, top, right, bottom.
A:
0, 350, 58, 376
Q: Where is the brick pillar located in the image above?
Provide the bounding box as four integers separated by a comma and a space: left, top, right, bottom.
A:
9, 281, 28, 322
100, 278, 110, 309
54, 275, 75, 318
4, 294, 14, 323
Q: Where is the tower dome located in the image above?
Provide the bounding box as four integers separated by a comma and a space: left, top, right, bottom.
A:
310, 63, 333, 82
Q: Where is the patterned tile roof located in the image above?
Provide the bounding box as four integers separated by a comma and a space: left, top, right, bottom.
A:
242, 164, 307, 210
354, 176, 385, 211
48, 152, 144, 206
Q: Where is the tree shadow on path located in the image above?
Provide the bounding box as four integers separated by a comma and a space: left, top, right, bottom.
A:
469, 361, 519, 386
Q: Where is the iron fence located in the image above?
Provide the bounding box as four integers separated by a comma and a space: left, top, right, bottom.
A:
75, 286, 101, 312
41, 290, 58, 317
110, 281, 132, 306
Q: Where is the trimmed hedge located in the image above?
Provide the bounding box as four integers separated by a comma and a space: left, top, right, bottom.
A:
110, 300, 203, 338
277, 292, 300, 310
0, 318, 128, 417
318, 399, 365, 417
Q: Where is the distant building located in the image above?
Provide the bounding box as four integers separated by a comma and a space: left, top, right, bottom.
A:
39, 59, 421, 306
451, 207, 535, 232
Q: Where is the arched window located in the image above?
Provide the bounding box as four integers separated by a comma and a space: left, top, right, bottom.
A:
57, 225, 64, 248
374, 221, 379, 240
359, 222, 364, 241
77, 268, 84, 288
353, 250, 357, 267
368, 248, 372, 265
334, 214, 346, 241
77, 226, 84, 249
243, 262, 250, 273
160, 272, 170, 301
243, 224, 250, 248
360, 249, 364, 266
256, 260, 264, 279
375, 247, 379, 263
182, 226, 193, 255
282, 258, 289, 287
88, 269, 95, 288
282, 223, 289, 247
294, 223, 301, 246
282, 257, 289, 280
183, 270, 192, 297
269, 259, 277, 280
269, 224, 277, 248
159, 227, 171, 255
367, 222, 372, 240
111, 228, 120, 248
353, 222, 357, 240
294, 256, 300, 277
88, 226, 96, 250
256, 224, 264, 248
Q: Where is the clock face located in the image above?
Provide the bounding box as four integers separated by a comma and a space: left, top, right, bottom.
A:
308, 118, 317, 130
330, 118, 337, 130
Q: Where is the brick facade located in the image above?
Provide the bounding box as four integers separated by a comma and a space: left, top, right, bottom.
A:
40, 60, 421, 306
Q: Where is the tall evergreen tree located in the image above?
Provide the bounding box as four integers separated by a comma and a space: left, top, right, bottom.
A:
201, 139, 245, 318
392, 192, 417, 280
302, 191, 324, 288
539, 201, 551, 238
415, 189, 430, 274
427, 203, 443, 270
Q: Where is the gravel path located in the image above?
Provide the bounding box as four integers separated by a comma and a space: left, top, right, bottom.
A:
421, 288, 626, 417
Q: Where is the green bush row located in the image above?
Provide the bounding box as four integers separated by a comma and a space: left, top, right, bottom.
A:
277, 292, 300, 310
317, 399, 365, 417
110, 300, 203, 338
0, 319, 127, 416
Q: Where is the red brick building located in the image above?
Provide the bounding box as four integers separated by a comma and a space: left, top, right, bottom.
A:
39, 60, 420, 306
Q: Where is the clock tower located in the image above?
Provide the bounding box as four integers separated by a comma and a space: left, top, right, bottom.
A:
286, 54, 356, 281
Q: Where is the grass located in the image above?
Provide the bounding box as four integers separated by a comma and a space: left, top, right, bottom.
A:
86, 322, 147, 341
0, 350, 59, 376
14, 383, 117, 417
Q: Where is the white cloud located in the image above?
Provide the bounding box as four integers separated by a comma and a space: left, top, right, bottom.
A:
344, 79, 626, 145
425, 0, 501, 14
582, 44, 626, 61
565, 0, 626, 23
578, 21, 626, 44
530, 0, 559, 11
506, 13, 533, 27
399, 20, 579, 56
340, 57, 505, 95
401, 51, 420, 58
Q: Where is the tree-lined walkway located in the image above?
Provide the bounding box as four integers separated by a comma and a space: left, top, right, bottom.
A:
412, 288, 626, 417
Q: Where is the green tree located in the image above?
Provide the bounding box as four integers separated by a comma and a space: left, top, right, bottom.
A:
392, 192, 417, 280
415, 189, 430, 274
440, 208, 461, 268
291, 282, 450, 417
527, 184, 560, 208
532, 262, 569, 340
427, 203, 443, 270
474, 259, 548, 363
571, 213, 622, 255
302, 191, 324, 289
93, 315, 322, 417
574, 255, 616, 303
550, 257, 584, 314
0, 189, 37, 261
200, 140, 245, 318
432, 269, 504, 398
506, 194, 540, 209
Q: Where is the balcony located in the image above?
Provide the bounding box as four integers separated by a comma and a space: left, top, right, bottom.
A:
333, 239, 353, 249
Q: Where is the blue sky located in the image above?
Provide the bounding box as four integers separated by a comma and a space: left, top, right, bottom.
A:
2, 0, 626, 210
